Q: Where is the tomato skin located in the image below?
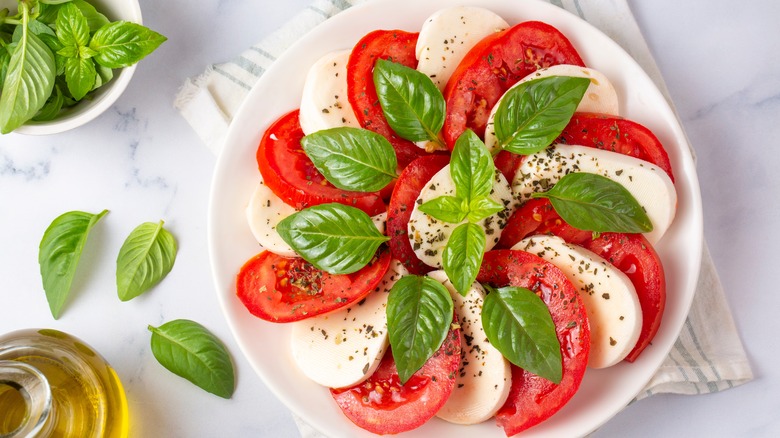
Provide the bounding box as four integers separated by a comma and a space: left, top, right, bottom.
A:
330, 321, 461, 434
236, 248, 391, 323
256, 109, 386, 216
443, 21, 585, 148
386, 155, 450, 275
557, 112, 675, 181
497, 198, 593, 249
347, 29, 428, 169
477, 250, 589, 436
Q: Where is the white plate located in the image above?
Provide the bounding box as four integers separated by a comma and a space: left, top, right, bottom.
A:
208, 0, 703, 436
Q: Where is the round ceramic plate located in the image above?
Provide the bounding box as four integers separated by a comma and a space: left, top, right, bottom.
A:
208, 0, 703, 436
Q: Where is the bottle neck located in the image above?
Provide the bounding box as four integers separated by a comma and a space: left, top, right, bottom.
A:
0, 360, 54, 438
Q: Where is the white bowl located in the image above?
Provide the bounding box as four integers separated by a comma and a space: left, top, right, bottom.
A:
3, 0, 143, 135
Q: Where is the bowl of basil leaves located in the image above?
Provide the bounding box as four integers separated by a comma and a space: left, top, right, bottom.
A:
0, 0, 166, 135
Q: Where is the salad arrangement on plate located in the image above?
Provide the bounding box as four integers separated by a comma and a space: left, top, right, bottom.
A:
232, 5, 676, 436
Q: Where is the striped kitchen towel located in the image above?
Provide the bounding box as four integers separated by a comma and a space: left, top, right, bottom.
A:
174, 0, 753, 433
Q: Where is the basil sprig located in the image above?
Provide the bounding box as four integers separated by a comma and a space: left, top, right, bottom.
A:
387, 275, 453, 384
532, 172, 654, 233
277, 203, 389, 274
116, 220, 178, 301
493, 76, 590, 155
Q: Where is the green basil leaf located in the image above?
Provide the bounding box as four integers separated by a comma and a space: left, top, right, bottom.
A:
482, 285, 562, 383
0, 12, 56, 134
27, 20, 57, 38
373, 58, 445, 144
78, 45, 96, 58
32, 84, 64, 121
276, 203, 389, 275
387, 275, 453, 384
450, 129, 495, 201
64, 55, 95, 100
418, 195, 467, 224
40, 0, 77, 5
301, 127, 398, 192
532, 172, 653, 233
89, 21, 166, 68
39, 1, 110, 32
57, 45, 78, 58
0, 46, 9, 91
55, 3, 89, 48
116, 220, 177, 302
93, 62, 112, 90
466, 197, 504, 223
442, 223, 485, 296
38, 209, 108, 319
148, 319, 235, 399
494, 76, 590, 155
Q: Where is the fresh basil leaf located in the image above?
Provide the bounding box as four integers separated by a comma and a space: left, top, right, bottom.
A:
494, 76, 590, 155
27, 20, 57, 38
148, 319, 235, 399
64, 55, 95, 100
90, 21, 166, 68
466, 197, 504, 223
387, 275, 453, 384
277, 203, 389, 275
301, 127, 398, 192
0, 11, 56, 134
450, 129, 495, 201
55, 3, 89, 48
39, 1, 110, 32
78, 45, 96, 58
57, 45, 78, 58
532, 172, 653, 233
40, 0, 77, 5
418, 195, 468, 224
0, 46, 9, 91
38, 209, 108, 319
482, 285, 562, 383
32, 84, 64, 121
116, 220, 177, 302
442, 223, 485, 296
93, 62, 112, 90
373, 58, 445, 144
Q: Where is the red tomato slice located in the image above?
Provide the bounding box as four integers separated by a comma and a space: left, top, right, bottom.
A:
256, 109, 386, 216
236, 248, 391, 323
477, 250, 589, 436
557, 112, 675, 181
386, 155, 450, 275
330, 322, 461, 434
346, 29, 429, 169
442, 21, 585, 148
497, 198, 592, 249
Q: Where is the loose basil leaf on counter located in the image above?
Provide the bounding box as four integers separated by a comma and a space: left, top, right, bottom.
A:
373, 58, 445, 146
443, 222, 485, 297
38, 209, 108, 319
277, 203, 389, 275
494, 76, 590, 155
532, 172, 654, 233
89, 21, 167, 69
302, 127, 398, 192
116, 220, 177, 301
482, 285, 562, 384
148, 319, 235, 399
387, 275, 453, 384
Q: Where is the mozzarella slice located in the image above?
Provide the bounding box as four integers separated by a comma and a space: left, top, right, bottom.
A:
513, 144, 677, 244
407, 165, 516, 268
246, 181, 298, 257
299, 50, 359, 135
428, 270, 511, 425
290, 260, 408, 389
513, 235, 642, 368
484, 65, 620, 153
416, 6, 508, 90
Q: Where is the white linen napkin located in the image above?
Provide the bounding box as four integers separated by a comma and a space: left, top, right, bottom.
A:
175, 0, 753, 434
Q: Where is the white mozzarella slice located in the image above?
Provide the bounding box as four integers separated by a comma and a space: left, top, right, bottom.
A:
484, 65, 620, 153
246, 181, 298, 257
427, 270, 511, 425
513, 235, 642, 368
290, 260, 408, 389
407, 164, 516, 268
299, 50, 359, 135
513, 144, 677, 244
416, 6, 508, 90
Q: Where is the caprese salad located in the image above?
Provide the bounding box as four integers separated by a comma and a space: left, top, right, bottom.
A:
234, 5, 676, 436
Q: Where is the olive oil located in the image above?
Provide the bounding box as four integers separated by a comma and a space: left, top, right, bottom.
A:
0, 329, 129, 438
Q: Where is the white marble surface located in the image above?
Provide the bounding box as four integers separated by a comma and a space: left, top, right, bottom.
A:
0, 0, 777, 437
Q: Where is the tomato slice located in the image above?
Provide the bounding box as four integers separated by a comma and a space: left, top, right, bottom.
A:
236, 248, 391, 323
497, 198, 593, 249
330, 322, 461, 434
386, 155, 450, 275
256, 109, 386, 216
443, 21, 585, 148
557, 112, 675, 181
477, 250, 589, 436
346, 29, 429, 169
